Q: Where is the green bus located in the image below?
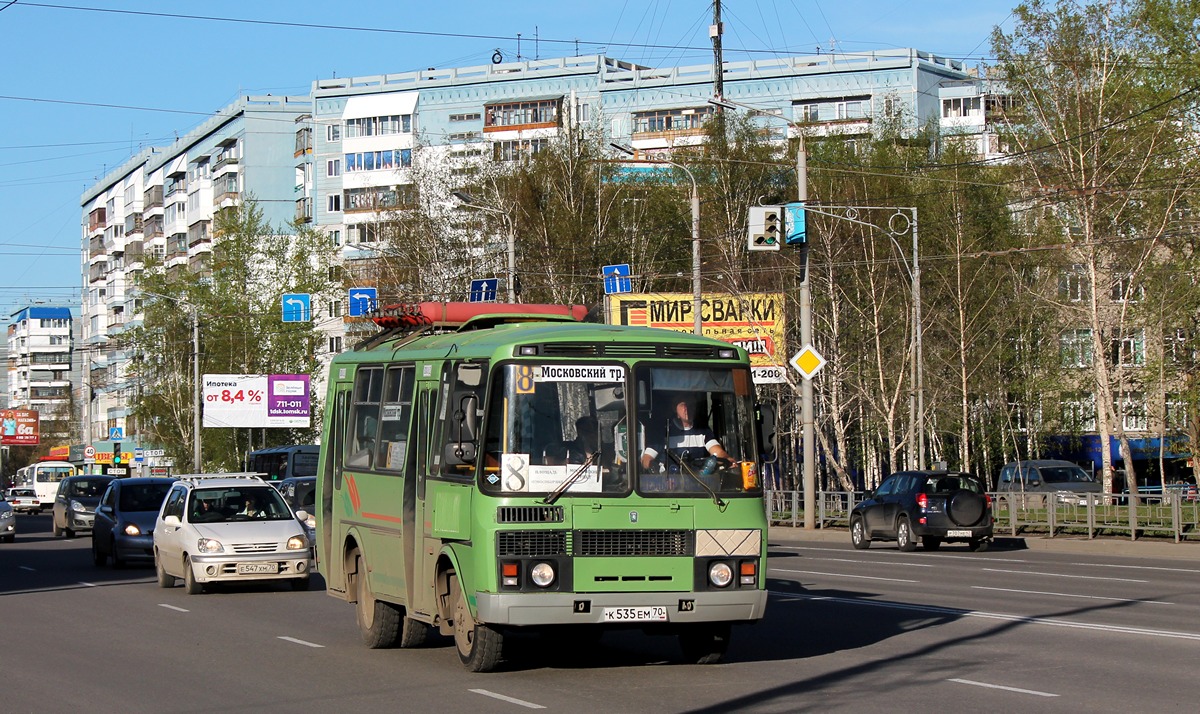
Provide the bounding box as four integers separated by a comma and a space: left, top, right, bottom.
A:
316, 302, 773, 671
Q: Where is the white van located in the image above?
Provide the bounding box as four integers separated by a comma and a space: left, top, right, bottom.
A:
26, 461, 76, 512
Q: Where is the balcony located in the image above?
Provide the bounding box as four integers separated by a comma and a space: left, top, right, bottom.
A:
125, 239, 144, 261
89, 236, 105, 259
143, 216, 164, 239
188, 221, 211, 248
294, 127, 313, 157
165, 181, 187, 199
295, 197, 313, 223
88, 264, 105, 283
88, 207, 106, 233
144, 185, 164, 209
213, 152, 240, 172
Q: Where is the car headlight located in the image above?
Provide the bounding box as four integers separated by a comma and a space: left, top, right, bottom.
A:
70, 500, 86, 512
708, 561, 734, 588
305, 514, 316, 529
196, 538, 224, 553
530, 562, 555, 588
286, 535, 308, 550
124, 523, 141, 536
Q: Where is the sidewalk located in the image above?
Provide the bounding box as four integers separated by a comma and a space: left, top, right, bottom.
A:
768, 524, 1200, 560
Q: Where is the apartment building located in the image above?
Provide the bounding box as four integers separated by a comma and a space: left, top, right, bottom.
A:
6, 305, 78, 444
79, 95, 311, 448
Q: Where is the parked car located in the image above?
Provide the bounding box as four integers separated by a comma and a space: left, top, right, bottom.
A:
52, 475, 115, 538
92, 477, 177, 567
0, 495, 15, 542
851, 470, 993, 552
153, 474, 313, 594
996, 459, 1102, 505
4, 487, 41, 514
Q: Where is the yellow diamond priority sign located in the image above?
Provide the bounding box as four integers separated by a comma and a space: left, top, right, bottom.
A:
789, 345, 826, 379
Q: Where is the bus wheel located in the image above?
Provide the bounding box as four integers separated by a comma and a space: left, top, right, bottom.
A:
398, 612, 429, 648
352, 550, 399, 648
450, 574, 503, 672
678, 622, 731, 664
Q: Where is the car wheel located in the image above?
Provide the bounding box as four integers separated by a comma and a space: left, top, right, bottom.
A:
678, 622, 732, 665
451, 573, 503, 672
351, 550, 400, 648
64, 527, 75, 539
969, 539, 990, 552
921, 536, 942, 551
91, 538, 106, 567
850, 516, 870, 550
52, 521, 62, 537
896, 517, 916, 552
155, 552, 175, 588
183, 557, 204, 595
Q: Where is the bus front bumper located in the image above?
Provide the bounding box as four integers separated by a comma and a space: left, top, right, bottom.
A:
476, 589, 768, 627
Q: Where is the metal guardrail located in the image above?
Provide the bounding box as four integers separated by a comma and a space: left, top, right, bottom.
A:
766, 489, 1200, 542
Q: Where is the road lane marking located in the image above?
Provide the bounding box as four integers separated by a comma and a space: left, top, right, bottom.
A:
278, 636, 324, 648
158, 604, 189, 613
770, 568, 917, 583
778, 592, 1200, 641
1069, 562, 1200, 574
79, 581, 97, 587
469, 689, 546, 709
972, 586, 1173, 605
948, 678, 1058, 697
983, 567, 1147, 583
775, 545, 1029, 563
805, 557, 934, 568
19, 566, 35, 571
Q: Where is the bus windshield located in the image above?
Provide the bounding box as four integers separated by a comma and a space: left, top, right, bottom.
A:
480, 362, 760, 498
36, 465, 74, 483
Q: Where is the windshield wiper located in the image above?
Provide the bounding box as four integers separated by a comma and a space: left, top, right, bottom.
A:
666, 452, 727, 510
542, 451, 599, 506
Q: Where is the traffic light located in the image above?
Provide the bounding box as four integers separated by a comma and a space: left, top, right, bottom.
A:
112, 443, 122, 466
748, 205, 782, 251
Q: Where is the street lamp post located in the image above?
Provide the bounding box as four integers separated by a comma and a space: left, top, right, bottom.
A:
452, 191, 517, 303
609, 143, 702, 336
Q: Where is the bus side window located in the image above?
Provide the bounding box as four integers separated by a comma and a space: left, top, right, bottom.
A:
441, 361, 487, 475
347, 367, 384, 469
376, 365, 415, 471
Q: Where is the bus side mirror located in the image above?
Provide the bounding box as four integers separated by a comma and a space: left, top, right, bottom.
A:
756, 400, 778, 463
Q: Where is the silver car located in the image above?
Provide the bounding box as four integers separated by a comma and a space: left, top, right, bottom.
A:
0, 496, 15, 542
153, 474, 313, 594
996, 459, 1102, 505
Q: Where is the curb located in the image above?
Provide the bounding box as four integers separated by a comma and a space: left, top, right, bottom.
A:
768, 524, 1200, 560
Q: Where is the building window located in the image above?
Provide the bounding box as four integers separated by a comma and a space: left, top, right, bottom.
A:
836, 100, 866, 120
797, 103, 820, 122
327, 194, 342, 213
1167, 394, 1190, 431
942, 96, 982, 118
493, 139, 547, 162
348, 223, 382, 243
345, 115, 413, 138
1110, 329, 1145, 367
329, 229, 342, 247
1110, 273, 1143, 303
326, 124, 342, 142
329, 336, 343, 354
484, 98, 562, 129
575, 103, 590, 123
449, 112, 482, 122
1060, 329, 1093, 368
328, 300, 343, 318
1058, 264, 1088, 302
631, 106, 713, 135
1115, 392, 1147, 431
1061, 391, 1096, 432
327, 159, 341, 177
1165, 328, 1194, 366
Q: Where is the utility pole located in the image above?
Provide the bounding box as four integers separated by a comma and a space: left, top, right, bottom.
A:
711, 0, 723, 102
193, 308, 202, 471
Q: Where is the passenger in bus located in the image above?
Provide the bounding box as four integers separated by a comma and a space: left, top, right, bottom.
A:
564, 416, 602, 464
640, 396, 732, 474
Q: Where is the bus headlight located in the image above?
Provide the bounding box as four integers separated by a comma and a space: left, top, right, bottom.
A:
530, 562, 556, 588
708, 561, 733, 588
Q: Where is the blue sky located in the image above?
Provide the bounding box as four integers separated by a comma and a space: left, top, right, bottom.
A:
0, 0, 1016, 318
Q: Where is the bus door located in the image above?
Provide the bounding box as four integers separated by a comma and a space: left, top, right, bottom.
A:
409, 378, 439, 619
321, 382, 350, 594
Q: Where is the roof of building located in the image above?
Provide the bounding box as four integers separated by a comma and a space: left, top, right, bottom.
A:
10, 306, 73, 322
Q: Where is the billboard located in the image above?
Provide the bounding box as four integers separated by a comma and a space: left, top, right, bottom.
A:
1, 408, 39, 446
607, 292, 787, 384
202, 374, 311, 428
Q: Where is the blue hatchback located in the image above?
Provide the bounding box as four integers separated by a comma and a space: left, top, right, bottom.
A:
92, 477, 177, 567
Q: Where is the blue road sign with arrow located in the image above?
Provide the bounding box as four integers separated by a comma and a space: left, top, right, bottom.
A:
602, 264, 632, 295
348, 287, 377, 317
281, 293, 311, 322
469, 278, 499, 303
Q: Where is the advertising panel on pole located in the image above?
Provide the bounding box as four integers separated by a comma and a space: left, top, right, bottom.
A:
606, 292, 787, 384
202, 374, 311, 428
1, 408, 39, 445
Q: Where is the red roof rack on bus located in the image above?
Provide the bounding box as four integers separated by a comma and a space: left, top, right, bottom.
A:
358, 302, 590, 349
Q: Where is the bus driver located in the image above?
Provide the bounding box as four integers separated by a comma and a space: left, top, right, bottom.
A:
640, 396, 732, 474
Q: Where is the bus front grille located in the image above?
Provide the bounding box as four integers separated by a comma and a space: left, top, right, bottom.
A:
497, 530, 569, 557
573, 529, 693, 557
496, 505, 564, 523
